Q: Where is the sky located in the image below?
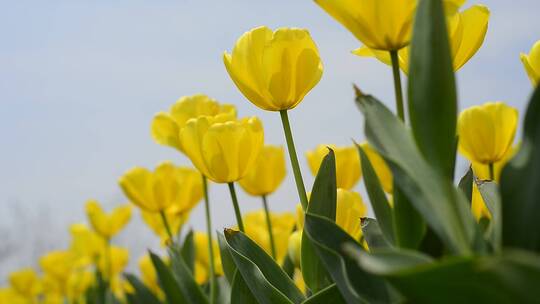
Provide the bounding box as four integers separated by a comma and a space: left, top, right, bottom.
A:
1, 0, 539, 279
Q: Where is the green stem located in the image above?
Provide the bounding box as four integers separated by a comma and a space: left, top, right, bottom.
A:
488, 163, 495, 181
262, 195, 277, 259
105, 238, 112, 283
159, 210, 175, 246
279, 110, 309, 210
390, 50, 405, 122
228, 182, 245, 232
203, 176, 217, 304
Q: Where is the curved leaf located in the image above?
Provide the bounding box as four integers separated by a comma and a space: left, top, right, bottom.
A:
301, 284, 345, 304
123, 273, 161, 304
168, 248, 209, 304
230, 271, 258, 304
149, 251, 187, 304
217, 232, 236, 284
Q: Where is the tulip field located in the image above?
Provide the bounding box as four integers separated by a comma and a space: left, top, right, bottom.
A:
2, 0, 540, 303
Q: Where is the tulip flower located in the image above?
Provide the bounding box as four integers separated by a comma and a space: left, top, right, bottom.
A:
239, 145, 286, 196
458, 102, 518, 179
307, 144, 361, 190
8, 268, 41, 299
97, 246, 129, 278
66, 271, 94, 302
85, 201, 132, 240
242, 210, 296, 263
521, 40, 540, 86
287, 231, 302, 267
314, 0, 416, 51
40, 251, 79, 285
139, 254, 165, 298
151, 94, 236, 153
140, 209, 189, 245
69, 223, 106, 263
224, 26, 323, 211
193, 232, 223, 285
359, 142, 393, 193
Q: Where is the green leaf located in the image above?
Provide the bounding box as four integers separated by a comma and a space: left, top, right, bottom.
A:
357, 145, 394, 245
180, 230, 195, 273
301, 284, 345, 304
361, 218, 391, 249
477, 181, 501, 252
217, 232, 236, 284
215, 276, 231, 304
408, 0, 457, 179
458, 167, 474, 204
301, 149, 336, 292
304, 213, 391, 303
501, 85, 540, 252
393, 187, 426, 249
355, 90, 477, 254
149, 251, 186, 304
168, 248, 209, 304
123, 273, 161, 304
344, 246, 434, 275
281, 254, 295, 279
230, 271, 258, 304
224, 229, 303, 304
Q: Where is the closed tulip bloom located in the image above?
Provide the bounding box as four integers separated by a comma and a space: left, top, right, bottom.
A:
224, 26, 323, 111
85, 201, 131, 239
180, 116, 264, 183
315, 0, 416, 51
521, 40, 540, 86
9, 268, 41, 298
239, 145, 286, 196
151, 94, 236, 152
119, 162, 203, 213
193, 232, 223, 284
353, 2, 489, 72
359, 142, 393, 193
141, 209, 189, 245
306, 145, 361, 190
242, 210, 296, 262
287, 231, 302, 267
458, 102, 518, 165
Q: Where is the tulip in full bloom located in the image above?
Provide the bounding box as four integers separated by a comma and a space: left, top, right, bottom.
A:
521, 40, 540, 86
354, 2, 490, 73
307, 144, 361, 190
85, 200, 132, 239
458, 102, 518, 165
224, 26, 323, 111
315, 0, 417, 51
242, 210, 296, 262
151, 94, 236, 153
119, 162, 203, 213
180, 116, 264, 183
359, 142, 393, 193
193, 232, 223, 284
239, 145, 286, 196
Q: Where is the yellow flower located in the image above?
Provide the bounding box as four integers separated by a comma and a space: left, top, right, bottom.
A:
306, 144, 361, 190
293, 269, 306, 294
287, 231, 302, 268
141, 209, 189, 245
315, 0, 416, 51
194, 232, 223, 284
138, 254, 164, 297
458, 102, 518, 164
296, 189, 367, 240
119, 162, 203, 213
242, 210, 296, 263
180, 116, 264, 183
151, 94, 236, 153
9, 268, 41, 298
353, 3, 489, 72
98, 246, 129, 279
359, 142, 393, 193
0, 288, 26, 304
69, 223, 106, 262
66, 271, 94, 302
40, 251, 79, 284
85, 201, 132, 239
521, 40, 540, 86
239, 145, 286, 196
224, 26, 323, 111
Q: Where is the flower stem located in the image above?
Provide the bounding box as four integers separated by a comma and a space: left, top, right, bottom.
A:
228, 182, 245, 232
203, 176, 217, 304
279, 110, 309, 211
488, 163, 495, 181
390, 50, 405, 122
262, 195, 277, 259
159, 210, 174, 246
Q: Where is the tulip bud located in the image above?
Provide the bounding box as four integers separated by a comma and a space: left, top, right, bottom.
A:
239, 145, 286, 196
521, 40, 540, 86
85, 201, 132, 239
287, 231, 302, 268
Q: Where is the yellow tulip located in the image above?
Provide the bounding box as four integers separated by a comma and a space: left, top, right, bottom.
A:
224, 26, 323, 111
242, 210, 296, 263
353, 3, 489, 72
85, 201, 132, 239
40, 251, 79, 284
97, 246, 129, 277
194, 232, 223, 284
140, 209, 189, 245
119, 162, 203, 213
296, 189, 367, 240
138, 254, 164, 297
0, 288, 26, 304
66, 271, 94, 302
458, 102, 518, 165
315, 0, 416, 51
293, 269, 306, 294
239, 145, 286, 196
359, 142, 393, 193
9, 268, 41, 298
69, 223, 106, 262
306, 144, 361, 190
151, 94, 237, 152
180, 116, 264, 183
287, 231, 302, 267
521, 40, 540, 86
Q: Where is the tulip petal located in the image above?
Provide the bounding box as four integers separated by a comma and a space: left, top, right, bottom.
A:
452, 5, 489, 71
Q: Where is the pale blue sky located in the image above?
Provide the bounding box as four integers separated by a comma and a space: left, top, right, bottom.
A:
1, 0, 539, 277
